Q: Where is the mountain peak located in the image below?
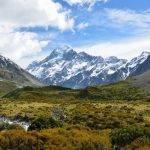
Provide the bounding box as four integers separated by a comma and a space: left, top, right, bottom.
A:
140, 51, 150, 57
43, 45, 76, 62
135, 51, 150, 63
0, 54, 17, 68
59, 45, 73, 51
52, 45, 73, 54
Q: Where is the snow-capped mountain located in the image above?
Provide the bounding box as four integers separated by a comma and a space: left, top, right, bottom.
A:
0, 55, 43, 87
127, 51, 150, 76
27, 46, 150, 88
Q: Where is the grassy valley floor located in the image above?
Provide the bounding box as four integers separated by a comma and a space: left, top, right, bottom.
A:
0, 99, 149, 150
0, 80, 149, 149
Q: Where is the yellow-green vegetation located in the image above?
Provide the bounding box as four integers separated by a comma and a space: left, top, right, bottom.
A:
3, 86, 77, 100
81, 81, 150, 101
0, 99, 149, 149
110, 125, 150, 148
0, 80, 150, 149
0, 127, 111, 150
0, 100, 149, 122
3, 81, 150, 101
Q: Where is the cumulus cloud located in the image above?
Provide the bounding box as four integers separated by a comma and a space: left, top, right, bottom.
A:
0, 0, 74, 31
0, 29, 48, 67
0, 0, 75, 67
64, 0, 108, 7
76, 37, 150, 59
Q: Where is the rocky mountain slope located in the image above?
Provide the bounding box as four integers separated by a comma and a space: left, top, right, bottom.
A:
130, 71, 150, 91
27, 46, 150, 88
0, 55, 43, 88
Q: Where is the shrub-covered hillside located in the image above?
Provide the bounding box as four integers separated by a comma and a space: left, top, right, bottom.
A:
0, 80, 17, 97
78, 81, 150, 101
3, 80, 150, 101
3, 85, 77, 100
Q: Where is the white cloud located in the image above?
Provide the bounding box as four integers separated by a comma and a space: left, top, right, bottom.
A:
64, 0, 108, 7
0, 0, 74, 31
105, 9, 150, 28
77, 22, 89, 29
76, 37, 150, 59
0, 30, 49, 68
0, 0, 75, 68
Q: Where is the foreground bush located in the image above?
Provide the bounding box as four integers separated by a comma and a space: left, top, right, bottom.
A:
110, 125, 150, 148
124, 137, 150, 150
0, 128, 111, 150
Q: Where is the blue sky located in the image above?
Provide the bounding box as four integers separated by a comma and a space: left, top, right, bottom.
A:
20, 0, 150, 46
0, 0, 150, 67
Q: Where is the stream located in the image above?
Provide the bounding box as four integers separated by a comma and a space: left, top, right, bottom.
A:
0, 116, 30, 131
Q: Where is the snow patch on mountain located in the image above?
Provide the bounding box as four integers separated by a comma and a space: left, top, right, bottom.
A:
27, 46, 150, 88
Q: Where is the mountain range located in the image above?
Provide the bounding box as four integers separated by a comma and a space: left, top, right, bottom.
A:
0, 45, 149, 90
27, 46, 150, 88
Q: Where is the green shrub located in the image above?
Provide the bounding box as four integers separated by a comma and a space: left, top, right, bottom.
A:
7, 124, 25, 130
110, 125, 149, 147
77, 89, 90, 99
28, 117, 62, 131
0, 121, 9, 131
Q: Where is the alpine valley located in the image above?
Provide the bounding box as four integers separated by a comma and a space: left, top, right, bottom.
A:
0, 48, 150, 150
27, 46, 150, 88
